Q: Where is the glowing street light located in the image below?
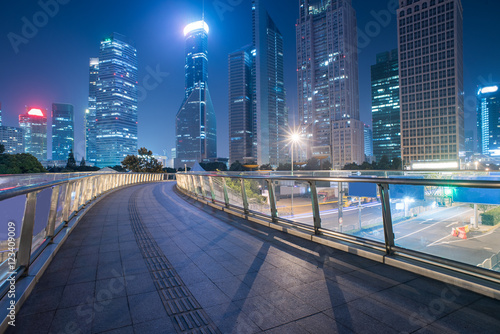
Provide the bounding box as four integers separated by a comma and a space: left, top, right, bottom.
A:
288, 131, 301, 216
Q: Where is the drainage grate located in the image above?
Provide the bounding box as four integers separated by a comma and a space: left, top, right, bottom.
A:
129, 190, 221, 333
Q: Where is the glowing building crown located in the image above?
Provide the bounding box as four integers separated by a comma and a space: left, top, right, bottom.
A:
184, 21, 209, 36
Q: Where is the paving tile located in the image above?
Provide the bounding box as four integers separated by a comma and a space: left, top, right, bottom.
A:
205, 302, 261, 334
5, 310, 55, 334
17, 286, 64, 316
125, 272, 156, 296
324, 304, 399, 334
91, 296, 132, 333
188, 280, 231, 308
295, 312, 353, 334
67, 266, 97, 285
128, 291, 167, 324
97, 262, 123, 280
133, 317, 176, 334
59, 281, 95, 309
35, 268, 71, 290
49, 306, 93, 334
95, 276, 128, 301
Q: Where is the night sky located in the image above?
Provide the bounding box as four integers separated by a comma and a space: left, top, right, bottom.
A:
1, 0, 499, 161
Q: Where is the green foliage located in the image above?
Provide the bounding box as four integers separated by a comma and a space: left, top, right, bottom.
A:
229, 161, 245, 171
178, 166, 191, 172
121, 147, 163, 173
259, 164, 273, 171
200, 162, 227, 171
0, 144, 5, 154
225, 178, 265, 203
342, 156, 403, 170
80, 157, 86, 167
111, 165, 127, 172
163, 167, 177, 173
0, 153, 47, 174
66, 149, 77, 169
480, 207, 500, 226
277, 163, 292, 171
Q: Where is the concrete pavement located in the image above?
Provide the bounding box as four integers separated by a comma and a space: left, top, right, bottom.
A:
8, 182, 500, 333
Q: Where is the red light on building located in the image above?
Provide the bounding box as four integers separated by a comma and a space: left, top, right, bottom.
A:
28, 108, 44, 117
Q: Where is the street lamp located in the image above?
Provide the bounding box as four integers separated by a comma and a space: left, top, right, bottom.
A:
288, 132, 301, 216
290, 132, 301, 176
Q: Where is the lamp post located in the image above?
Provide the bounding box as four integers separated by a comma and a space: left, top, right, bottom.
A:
289, 133, 301, 216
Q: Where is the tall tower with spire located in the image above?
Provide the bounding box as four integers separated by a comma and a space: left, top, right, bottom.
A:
175, 20, 217, 168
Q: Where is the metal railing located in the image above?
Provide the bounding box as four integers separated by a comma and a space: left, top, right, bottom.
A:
176, 172, 500, 284
0, 172, 169, 298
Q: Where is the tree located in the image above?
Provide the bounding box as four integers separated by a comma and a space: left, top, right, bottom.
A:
200, 161, 228, 171
66, 149, 77, 169
277, 163, 292, 171
259, 164, 273, 171
0, 144, 5, 154
111, 165, 127, 172
178, 166, 191, 172
121, 147, 163, 173
229, 161, 245, 171
391, 157, 402, 170
0, 153, 47, 174
163, 167, 177, 173
80, 157, 86, 167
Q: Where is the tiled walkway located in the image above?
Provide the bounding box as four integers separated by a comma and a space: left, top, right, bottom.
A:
9, 182, 500, 333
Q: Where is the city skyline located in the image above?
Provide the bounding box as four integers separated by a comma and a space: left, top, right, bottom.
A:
0, 0, 499, 162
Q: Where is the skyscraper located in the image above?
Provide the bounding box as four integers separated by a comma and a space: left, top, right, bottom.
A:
52, 103, 74, 161
96, 33, 138, 167
175, 21, 217, 168
0, 104, 24, 154
397, 0, 464, 167
19, 107, 47, 161
252, 0, 287, 166
86, 57, 99, 165
297, 0, 364, 169
477, 85, 500, 156
364, 124, 373, 159
371, 49, 401, 162
228, 46, 254, 165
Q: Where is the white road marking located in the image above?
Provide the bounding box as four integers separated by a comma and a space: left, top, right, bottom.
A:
446, 222, 458, 228
395, 210, 471, 241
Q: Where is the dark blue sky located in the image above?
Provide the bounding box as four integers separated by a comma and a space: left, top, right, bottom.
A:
1, 0, 499, 160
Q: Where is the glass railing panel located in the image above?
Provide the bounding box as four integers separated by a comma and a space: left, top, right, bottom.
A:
201, 176, 211, 199
224, 177, 243, 209
54, 185, 67, 231
243, 179, 270, 217
211, 177, 225, 204
393, 182, 500, 272
31, 188, 52, 254
0, 195, 27, 281
341, 181, 383, 242
275, 180, 314, 226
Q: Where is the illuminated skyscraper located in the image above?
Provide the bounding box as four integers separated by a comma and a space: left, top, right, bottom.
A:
52, 103, 74, 161
371, 49, 401, 162
229, 46, 254, 164
96, 33, 138, 167
364, 124, 373, 158
19, 107, 47, 161
477, 85, 500, 156
252, 0, 287, 166
86, 57, 99, 164
175, 21, 217, 168
297, 0, 364, 169
397, 0, 464, 167
0, 104, 24, 154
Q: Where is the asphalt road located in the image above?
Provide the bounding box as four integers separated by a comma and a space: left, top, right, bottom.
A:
283, 202, 500, 269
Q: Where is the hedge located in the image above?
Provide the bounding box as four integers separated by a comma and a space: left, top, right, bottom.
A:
481, 206, 500, 226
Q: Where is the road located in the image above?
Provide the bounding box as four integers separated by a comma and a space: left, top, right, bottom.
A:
282, 201, 500, 269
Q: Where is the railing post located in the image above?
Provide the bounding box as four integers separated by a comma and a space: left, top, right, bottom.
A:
309, 181, 322, 235
63, 182, 73, 223
199, 175, 206, 199
267, 179, 278, 222
16, 192, 37, 274
222, 178, 230, 208
240, 178, 249, 214
338, 182, 343, 232
209, 177, 216, 203
379, 183, 395, 255
45, 186, 61, 240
